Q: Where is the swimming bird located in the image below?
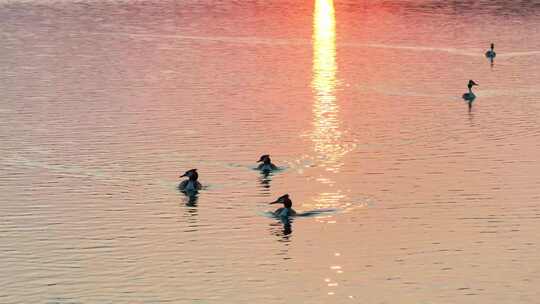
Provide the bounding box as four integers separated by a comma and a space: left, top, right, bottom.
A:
270, 194, 297, 217
178, 169, 202, 192
462, 80, 478, 101
485, 43, 496, 58
257, 154, 278, 172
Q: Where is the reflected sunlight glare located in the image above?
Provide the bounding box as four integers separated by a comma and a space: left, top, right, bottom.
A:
311, 0, 349, 173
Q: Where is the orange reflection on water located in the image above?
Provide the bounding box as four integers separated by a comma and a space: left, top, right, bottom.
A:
311, 0, 346, 173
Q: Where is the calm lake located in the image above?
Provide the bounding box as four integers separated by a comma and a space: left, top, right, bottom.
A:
2, 0, 540, 303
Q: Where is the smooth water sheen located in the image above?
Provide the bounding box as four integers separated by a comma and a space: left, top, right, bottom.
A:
2, 0, 540, 303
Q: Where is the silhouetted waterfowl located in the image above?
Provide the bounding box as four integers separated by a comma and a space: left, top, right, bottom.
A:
257, 154, 278, 172
485, 43, 496, 58
179, 169, 202, 192
462, 80, 478, 101
270, 194, 297, 217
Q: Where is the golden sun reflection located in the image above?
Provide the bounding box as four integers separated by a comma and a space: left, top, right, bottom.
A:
311, 0, 347, 172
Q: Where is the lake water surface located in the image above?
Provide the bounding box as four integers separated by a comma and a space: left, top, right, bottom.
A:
2, 0, 540, 303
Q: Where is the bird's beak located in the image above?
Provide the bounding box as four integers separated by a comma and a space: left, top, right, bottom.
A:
269, 200, 280, 205
180, 173, 187, 178
257, 159, 263, 163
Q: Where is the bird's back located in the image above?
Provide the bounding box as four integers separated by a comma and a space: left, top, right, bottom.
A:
258, 163, 277, 171
462, 92, 475, 101
179, 180, 202, 191
485, 50, 496, 58
274, 207, 296, 217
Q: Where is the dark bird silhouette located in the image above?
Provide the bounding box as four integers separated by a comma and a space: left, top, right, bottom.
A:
462, 80, 478, 101
178, 169, 202, 192
257, 154, 278, 172
270, 194, 297, 217
485, 43, 496, 59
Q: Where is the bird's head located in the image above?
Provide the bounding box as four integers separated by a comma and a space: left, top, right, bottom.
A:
270, 194, 292, 208
257, 154, 271, 163
180, 169, 198, 180
469, 80, 479, 87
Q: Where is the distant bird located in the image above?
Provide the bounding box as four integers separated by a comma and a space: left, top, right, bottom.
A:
462, 80, 478, 101
178, 169, 202, 192
257, 154, 278, 172
485, 43, 496, 59
270, 194, 297, 217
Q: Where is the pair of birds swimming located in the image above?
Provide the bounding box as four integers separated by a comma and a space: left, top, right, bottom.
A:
463, 43, 497, 103
178, 155, 295, 217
